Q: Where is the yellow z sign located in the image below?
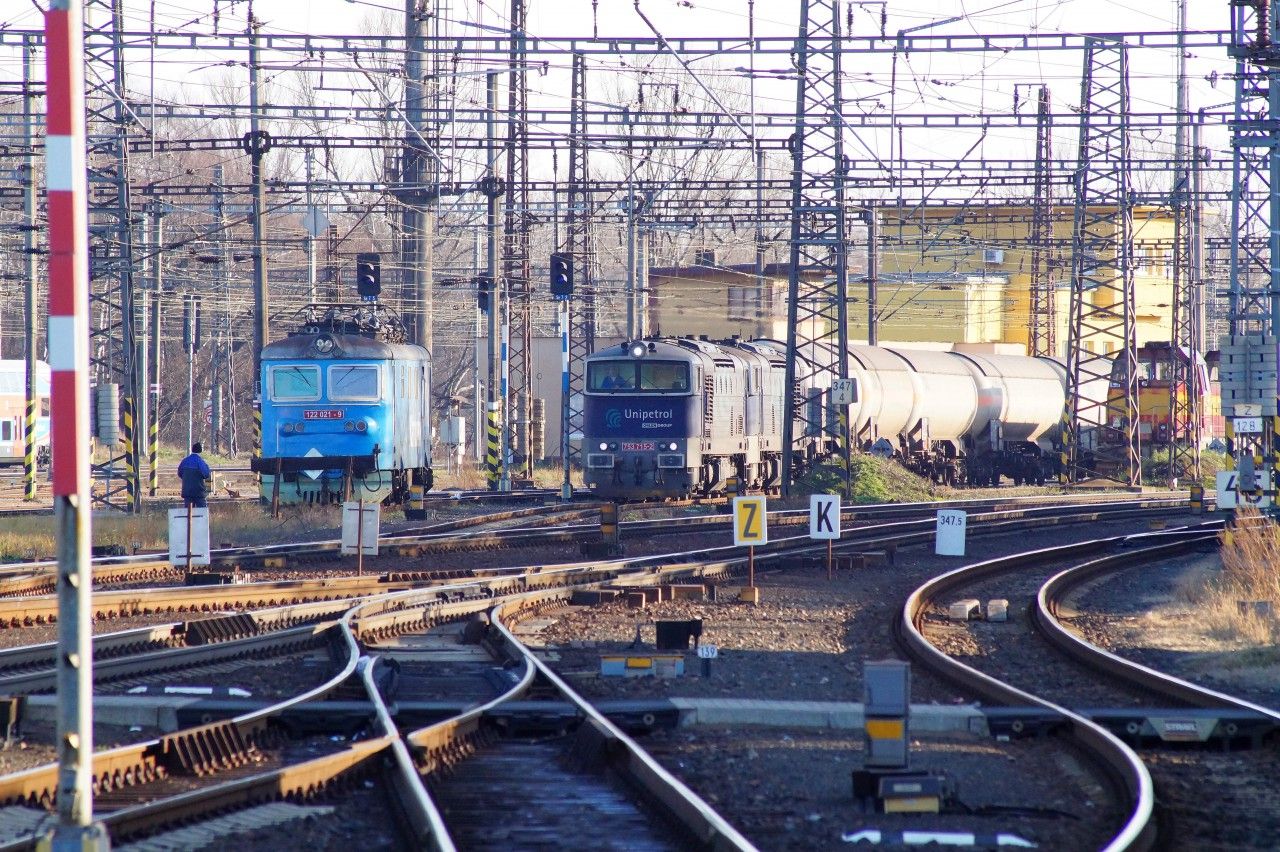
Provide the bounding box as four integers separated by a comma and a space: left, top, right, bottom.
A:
733, 496, 768, 546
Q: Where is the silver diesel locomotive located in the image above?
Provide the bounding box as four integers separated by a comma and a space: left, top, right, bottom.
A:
583, 336, 1068, 499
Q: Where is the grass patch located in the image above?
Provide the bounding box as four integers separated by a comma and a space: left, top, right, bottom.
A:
431, 461, 583, 492
1141, 448, 1228, 490
1180, 507, 1280, 644
792, 456, 936, 503
0, 501, 345, 562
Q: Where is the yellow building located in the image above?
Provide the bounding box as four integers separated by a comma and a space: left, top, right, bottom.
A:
649, 204, 1177, 356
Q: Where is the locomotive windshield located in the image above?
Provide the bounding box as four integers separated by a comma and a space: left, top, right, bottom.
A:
328, 365, 380, 401
588, 360, 689, 392
269, 365, 321, 401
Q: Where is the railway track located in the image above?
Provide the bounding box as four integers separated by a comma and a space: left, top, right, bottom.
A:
0, 494, 1203, 848
898, 524, 1280, 851
0, 491, 1180, 604
0, 495, 1192, 633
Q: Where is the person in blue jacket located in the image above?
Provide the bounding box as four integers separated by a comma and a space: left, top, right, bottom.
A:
177, 442, 212, 508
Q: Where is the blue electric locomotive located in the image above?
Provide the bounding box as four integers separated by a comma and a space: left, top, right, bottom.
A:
251, 305, 432, 504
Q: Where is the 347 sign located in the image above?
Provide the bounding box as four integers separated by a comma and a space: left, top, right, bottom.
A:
809, 494, 841, 540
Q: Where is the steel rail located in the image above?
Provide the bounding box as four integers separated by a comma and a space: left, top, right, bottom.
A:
0, 596, 355, 679
357, 655, 455, 852
1036, 529, 1280, 721
0, 500, 1195, 847
895, 533, 1210, 852
0, 501, 599, 581
0, 497, 1189, 626
0, 608, 364, 837
0, 493, 1190, 600
493, 594, 758, 851
0, 575, 526, 848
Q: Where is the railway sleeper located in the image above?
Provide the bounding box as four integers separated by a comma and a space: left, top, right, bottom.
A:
183, 613, 261, 646
156, 719, 279, 778
416, 727, 496, 778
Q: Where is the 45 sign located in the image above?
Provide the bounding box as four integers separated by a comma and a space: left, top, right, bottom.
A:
732, 496, 768, 546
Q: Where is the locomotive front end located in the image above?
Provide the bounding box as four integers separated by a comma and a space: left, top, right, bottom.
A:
583, 341, 699, 499
255, 333, 393, 504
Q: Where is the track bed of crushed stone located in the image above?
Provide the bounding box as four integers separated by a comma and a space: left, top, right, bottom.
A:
517, 516, 1185, 850
229, 780, 407, 851
537, 516, 1182, 704
532, 512, 1280, 850
1061, 549, 1280, 710
639, 727, 1115, 851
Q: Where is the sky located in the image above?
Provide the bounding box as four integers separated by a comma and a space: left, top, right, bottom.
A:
0, 1, 1243, 241
0, 0, 1247, 344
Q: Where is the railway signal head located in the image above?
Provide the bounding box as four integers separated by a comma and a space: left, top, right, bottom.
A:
476, 275, 493, 313
356, 252, 381, 300
550, 252, 573, 300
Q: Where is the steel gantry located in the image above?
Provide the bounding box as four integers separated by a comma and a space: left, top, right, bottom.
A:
1061, 37, 1141, 486
504, 0, 534, 481
1223, 0, 1280, 507
400, 0, 435, 351
84, 0, 142, 511
781, 0, 852, 494
1165, 0, 1202, 488
560, 52, 596, 489
1029, 86, 1057, 358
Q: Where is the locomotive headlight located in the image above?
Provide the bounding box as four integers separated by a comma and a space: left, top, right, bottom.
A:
313, 336, 335, 354
294, 422, 303, 433
599, 442, 608, 451
629, 342, 647, 358
344, 421, 356, 432
668, 442, 678, 451
283, 423, 295, 434
609, 442, 619, 451
356, 420, 368, 432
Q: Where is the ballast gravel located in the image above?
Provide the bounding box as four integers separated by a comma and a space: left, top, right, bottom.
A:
529, 516, 1186, 850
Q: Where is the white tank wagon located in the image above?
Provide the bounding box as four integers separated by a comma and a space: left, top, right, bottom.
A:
844, 347, 1067, 486
582, 336, 1071, 498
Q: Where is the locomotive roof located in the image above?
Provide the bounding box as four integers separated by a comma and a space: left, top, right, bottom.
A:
262, 332, 429, 361
588, 336, 784, 365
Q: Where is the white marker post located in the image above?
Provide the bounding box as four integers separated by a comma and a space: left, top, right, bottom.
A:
342, 500, 380, 575
697, 643, 718, 678
935, 509, 967, 556
733, 495, 767, 602
168, 507, 211, 573
809, 493, 841, 579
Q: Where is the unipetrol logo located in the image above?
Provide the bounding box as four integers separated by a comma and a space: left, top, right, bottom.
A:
604, 407, 675, 429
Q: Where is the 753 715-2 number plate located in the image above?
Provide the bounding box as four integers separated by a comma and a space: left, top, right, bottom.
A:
621, 441, 655, 451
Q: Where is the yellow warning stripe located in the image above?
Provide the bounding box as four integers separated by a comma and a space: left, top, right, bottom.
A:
123, 396, 137, 509
865, 718, 905, 739
22, 397, 35, 501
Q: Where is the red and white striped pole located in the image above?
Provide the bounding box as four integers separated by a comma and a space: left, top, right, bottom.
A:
45, 2, 105, 846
